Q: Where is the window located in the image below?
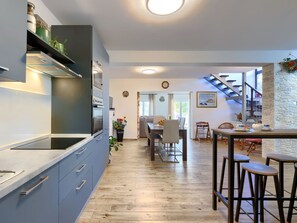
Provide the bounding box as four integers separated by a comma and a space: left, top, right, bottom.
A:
139, 94, 150, 116
173, 94, 189, 127
255, 68, 262, 92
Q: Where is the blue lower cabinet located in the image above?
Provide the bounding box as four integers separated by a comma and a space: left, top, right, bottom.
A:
59, 169, 93, 223
0, 165, 59, 223
92, 134, 109, 188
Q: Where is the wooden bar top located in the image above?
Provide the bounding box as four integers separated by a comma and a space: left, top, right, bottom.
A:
212, 128, 297, 138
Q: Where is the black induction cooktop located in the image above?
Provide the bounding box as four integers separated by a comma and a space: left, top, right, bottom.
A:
11, 137, 85, 150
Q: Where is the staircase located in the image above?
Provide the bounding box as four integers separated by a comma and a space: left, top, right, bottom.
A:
204, 74, 262, 122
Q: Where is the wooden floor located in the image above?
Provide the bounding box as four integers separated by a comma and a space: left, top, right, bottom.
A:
78, 138, 296, 223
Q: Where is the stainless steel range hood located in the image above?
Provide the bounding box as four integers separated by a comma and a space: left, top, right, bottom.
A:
26, 51, 82, 78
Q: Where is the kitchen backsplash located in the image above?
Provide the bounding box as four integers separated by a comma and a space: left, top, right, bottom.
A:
0, 69, 51, 148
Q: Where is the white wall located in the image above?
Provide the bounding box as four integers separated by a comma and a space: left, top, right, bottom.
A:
154, 93, 168, 117
110, 78, 241, 139
0, 70, 51, 148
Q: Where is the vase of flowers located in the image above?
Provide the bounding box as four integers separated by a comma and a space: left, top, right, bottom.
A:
113, 117, 127, 142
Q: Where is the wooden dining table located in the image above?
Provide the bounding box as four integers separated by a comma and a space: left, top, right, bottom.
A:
212, 128, 297, 223
147, 122, 187, 161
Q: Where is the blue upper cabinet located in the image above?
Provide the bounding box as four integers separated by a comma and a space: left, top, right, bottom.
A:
0, 0, 27, 82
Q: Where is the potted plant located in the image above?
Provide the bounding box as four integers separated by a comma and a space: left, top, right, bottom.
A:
109, 136, 122, 163
279, 57, 297, 73
112, 116, 127, 142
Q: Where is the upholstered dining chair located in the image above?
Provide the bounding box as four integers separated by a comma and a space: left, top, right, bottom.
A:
144, 118, 161, 150
161, 120, 180, 162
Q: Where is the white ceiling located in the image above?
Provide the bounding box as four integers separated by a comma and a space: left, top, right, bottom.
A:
41, 0, 297, 78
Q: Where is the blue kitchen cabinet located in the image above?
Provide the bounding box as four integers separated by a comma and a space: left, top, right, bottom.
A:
0, 0, 27, 82
59, 151, 93, 223
92, 134, 109, 188
0, 165, 59, 223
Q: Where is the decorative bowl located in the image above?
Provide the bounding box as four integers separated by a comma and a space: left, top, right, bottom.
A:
252, 123, 263, 132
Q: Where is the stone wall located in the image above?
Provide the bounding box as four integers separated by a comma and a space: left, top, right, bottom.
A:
262, 63, 297, 156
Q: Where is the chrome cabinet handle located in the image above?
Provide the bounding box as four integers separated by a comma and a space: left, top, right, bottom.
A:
0, 66, 9, 71
76, 180, 87, 191
76, 164, 87, 173
20, 176, 49, 196
76, 147, 87, 156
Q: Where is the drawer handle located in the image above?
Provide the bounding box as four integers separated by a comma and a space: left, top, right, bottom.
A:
76, 180, 87, 191
76, 147, 87, 156
76, 164, 87, 173
0, 66, 9, 72
20, 176, 49, 196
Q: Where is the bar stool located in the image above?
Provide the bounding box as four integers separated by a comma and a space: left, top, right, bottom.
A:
287, 163, 297, 222
264, 154, 297, 197
235, 163, 285, 223
219, 154, 250, 195
195, 121, 211, 141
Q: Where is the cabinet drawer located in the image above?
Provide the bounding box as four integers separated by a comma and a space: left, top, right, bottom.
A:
59, 141, 92, 180
59, 168, 93, 223
59, 155, 92, 203
0, 165, 59, 223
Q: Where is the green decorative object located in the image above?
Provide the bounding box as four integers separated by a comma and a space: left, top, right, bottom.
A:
49, 38, 68, 55
36, 27, 50, 43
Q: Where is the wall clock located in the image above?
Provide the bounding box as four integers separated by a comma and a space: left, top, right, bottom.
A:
122, 91, 129, 97
161, 81, 169, 89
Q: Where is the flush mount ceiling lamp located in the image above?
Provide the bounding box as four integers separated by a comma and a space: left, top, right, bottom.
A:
141, 68, 157, 75
146, 0, 185, 15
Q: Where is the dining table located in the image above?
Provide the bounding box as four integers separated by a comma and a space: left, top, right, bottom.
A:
147, 122, 187, 161
212, 128, 297, 223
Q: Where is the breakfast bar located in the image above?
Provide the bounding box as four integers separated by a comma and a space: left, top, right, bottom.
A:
212, 129, 297, 223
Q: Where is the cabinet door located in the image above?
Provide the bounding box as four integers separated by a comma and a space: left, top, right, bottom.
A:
92, 134, 109, 188
0, 0, 27, 82
0, 165, 59, 223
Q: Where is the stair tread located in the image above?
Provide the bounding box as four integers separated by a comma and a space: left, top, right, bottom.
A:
219, 75, 229, 77
226, 80, 236, 82
233, 85, 242, 87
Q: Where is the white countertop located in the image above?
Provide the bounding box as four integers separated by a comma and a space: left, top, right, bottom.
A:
0, 134, 93, 199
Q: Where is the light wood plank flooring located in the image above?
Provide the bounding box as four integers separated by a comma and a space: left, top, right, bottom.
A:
78, 138, 296, 223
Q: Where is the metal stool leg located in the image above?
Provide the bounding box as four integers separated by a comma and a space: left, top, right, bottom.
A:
219, 157, 226, 195
260, 176, 265, 222
254, 175, 259, 223
235, 169, 246, 222
273, 175, 285, 223
279, 161, 284, 198
287, 166, 297, 222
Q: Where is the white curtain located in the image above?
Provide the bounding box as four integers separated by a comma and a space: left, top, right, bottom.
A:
168, 93, 174, 119
149, 94, 155, 115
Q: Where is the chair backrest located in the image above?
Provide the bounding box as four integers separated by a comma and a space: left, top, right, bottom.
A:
143, 118, 150, 139
218, 122, 234, 129
179, 117, 186, 129
162, 120, 179, 144
196, 121, 209, 128
153, 116, 165, 124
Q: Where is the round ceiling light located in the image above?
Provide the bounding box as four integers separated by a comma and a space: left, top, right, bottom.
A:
146, 0, 185, 16
141, 68, 157, 75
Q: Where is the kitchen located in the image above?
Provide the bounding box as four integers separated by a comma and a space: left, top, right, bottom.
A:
0, 1, 109, 223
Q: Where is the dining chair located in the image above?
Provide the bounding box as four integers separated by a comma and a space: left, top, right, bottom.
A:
144, 118, 161, 151
161, 120, 180, 162
179, 117, 186, 129
218, 122, 234, 142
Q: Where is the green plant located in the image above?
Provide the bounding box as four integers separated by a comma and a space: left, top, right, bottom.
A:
109, 136, 122, 154
112, 117, 127, 130
279, 57, 297, 73
49, 38, 68, 55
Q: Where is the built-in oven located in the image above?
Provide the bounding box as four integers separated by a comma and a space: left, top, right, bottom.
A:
92, 61, 103, 98
92, 96, 103, 136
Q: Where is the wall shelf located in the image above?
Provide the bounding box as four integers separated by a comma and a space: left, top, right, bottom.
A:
27, 30, 75, 64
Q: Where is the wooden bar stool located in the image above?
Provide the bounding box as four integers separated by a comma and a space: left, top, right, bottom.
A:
219, 154, 250, 195
264, 154, 297, 197
235, 163, 285, 223
287, 163, 297, 222
195, 121, 211, 141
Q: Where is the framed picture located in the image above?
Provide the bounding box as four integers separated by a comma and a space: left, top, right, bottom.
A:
196, 91, 217, 108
